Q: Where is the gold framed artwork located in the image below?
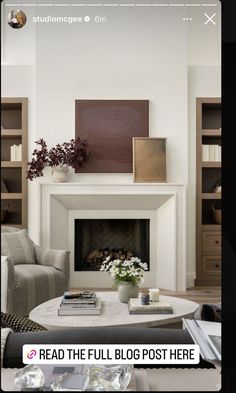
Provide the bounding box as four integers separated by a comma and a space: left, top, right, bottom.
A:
133, 137, 167, 182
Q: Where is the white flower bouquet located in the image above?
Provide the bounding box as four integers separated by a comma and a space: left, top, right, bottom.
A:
100, 256, 148, 286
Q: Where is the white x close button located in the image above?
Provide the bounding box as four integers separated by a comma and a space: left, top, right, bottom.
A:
204, 13, 216, 25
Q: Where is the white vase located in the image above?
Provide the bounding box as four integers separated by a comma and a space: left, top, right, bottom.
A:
51, 166, 69, 182
117, 282, 139, 303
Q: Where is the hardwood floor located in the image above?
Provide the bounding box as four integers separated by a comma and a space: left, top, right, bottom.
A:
75, 287, 221, 305
158, 287, 221, 305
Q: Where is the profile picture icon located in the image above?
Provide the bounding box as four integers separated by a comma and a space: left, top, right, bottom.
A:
8, 10, 27, 29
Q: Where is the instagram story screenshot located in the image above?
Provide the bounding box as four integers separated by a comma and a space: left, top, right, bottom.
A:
1, 0, 233, 392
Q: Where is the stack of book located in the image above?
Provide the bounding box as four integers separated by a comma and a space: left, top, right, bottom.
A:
10, 144, 22, 161
58, 291, 101, 316
202, 145, 221, 162
128, 298, 173, 314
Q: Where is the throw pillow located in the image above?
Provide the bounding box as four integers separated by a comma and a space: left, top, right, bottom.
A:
1, 312, 47, 332
201, 304, 221, 322
193, 303, 221, 322
1, 229, 35, 265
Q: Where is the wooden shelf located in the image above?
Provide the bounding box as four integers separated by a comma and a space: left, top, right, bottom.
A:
201, 162, 221, 168
196, 97, 221, 287
1, 129, 23, 137
1, 161, 23, 167
201, 129, 221, 136
1, 193, 22, 200
202, 224, 221, 231
1, 97, 28, 229
201, 193, 221, 200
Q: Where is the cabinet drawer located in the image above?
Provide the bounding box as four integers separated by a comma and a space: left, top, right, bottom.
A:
202, 231, 221, 253
202, 256, 221, 275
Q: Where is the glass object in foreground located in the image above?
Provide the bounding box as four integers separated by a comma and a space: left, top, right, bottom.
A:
87, 364, 133, 391
50, 372, 89, 391
14, 365, 45, 390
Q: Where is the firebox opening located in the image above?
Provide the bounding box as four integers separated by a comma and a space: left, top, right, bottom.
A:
74, 219, 150, 271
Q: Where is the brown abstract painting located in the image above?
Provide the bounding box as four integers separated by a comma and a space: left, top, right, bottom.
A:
75, 100, 149, 173
133, 138, 167, 182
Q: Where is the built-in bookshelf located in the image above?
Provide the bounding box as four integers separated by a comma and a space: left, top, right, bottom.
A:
1, 98, 28, 228
196, 98, 221, 286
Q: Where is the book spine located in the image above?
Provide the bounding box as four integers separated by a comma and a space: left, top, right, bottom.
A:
211, 145, 215, 162
16, 145, 19, 161
60, 304, 96, 308
11, 145, 16, 161
202, 145, 209, 162
213, 145, 216, 161
18, 144, 22, 161
10, 146, 14, 161
58, 310, 100, 316
62, 298, 96, 304
205, 145, 209, 161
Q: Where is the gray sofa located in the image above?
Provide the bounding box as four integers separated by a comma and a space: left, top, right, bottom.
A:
1, 226, 70, 316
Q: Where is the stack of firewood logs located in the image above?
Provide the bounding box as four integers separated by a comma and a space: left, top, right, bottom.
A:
85, 248, 133, 270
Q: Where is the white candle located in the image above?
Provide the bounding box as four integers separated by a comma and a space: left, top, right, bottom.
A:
149, 288, 160, 302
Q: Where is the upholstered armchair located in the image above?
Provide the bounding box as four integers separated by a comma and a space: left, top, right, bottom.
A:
1, 226, 70, 316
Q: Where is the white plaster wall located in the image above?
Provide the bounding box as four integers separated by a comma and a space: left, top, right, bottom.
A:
35, 5, 188, 185
187, 66, 221, 287
187, 2, 221, 67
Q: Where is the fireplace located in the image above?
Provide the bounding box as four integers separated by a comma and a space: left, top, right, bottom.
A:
74, 219, 150, 271
40, 184, 186, 290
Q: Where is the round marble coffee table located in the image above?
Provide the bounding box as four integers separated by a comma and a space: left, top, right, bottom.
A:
29, 292, 199, 330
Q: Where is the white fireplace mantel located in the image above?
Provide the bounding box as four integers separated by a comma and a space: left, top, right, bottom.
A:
40, 183, 186, 291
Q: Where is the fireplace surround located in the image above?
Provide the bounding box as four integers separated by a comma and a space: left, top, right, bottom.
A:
40, 183, 186, 291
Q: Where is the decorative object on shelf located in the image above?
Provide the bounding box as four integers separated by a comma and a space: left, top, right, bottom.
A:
133, 137, 166, 182
149, 288, 160, 302
213, 179, 221, 194
212, 205, 221, 225
1, 204, 9, 224
140, 289, 150, 305
75, 100, 149, 173
27, 137, 89, 181
1, 178, 8, 193
100, 256, 148, 303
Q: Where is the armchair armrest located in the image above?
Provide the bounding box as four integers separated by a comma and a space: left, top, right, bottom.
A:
1, 256, 15, 313
34, 244, 70, 281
